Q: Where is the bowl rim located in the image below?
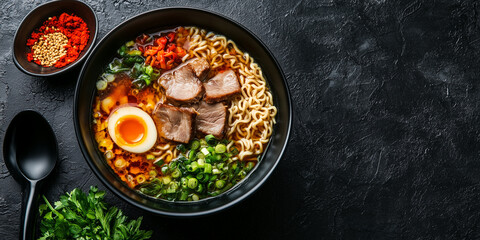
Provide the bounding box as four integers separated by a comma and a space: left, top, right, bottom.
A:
12, 0, 98, 77
74, 6, 292, 217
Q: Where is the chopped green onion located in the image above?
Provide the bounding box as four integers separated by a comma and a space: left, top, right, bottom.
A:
192, 194, 199, 201
181, 177, 188, 189
169, 161, 177, 170
136, 135, 248, 201
180, 191, 188, 201
125, 40, 135, 47
128, 50, 142, 56
207, 147, 215, 153
238, 170, 247, 178
176, 144, 186, 153
191, 140, 200, 150
210, 175, 218, 182
197, 158, 205, 168
96, 80, 107, 91
245, 162, 255, 172
215, 144, 226, 153
205, 135, 216, 145
161, 166, 168, 174
197, 152, 205, 159
172, 168, 182, 178
207, 182, 215, 191
166, 182, 177, 193
162, 176, 171, 185
149, 170, 157, 178
104, 74, 115, 82
203, 174, 210, 182
204, 163, 212, 174
117, 45, 127, 56
187, 178, 198, 189
145, 65, 153, 76
189, 162, 199, 172
215, 180, 225, 189
154, 159, 164, 167
201, 148, 210, 156
188, 150, 196, 160
220, 173, 228, 181
196, 184, 204, 193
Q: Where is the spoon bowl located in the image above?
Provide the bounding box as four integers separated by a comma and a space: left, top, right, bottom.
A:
2, 110, 58, 240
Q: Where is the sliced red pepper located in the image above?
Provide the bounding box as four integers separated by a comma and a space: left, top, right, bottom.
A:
175, 47, 186, 57
159, 55, 166, 69
158, 37, 167, 46
144, 49, 158, 56
166, 32, 175, 42
167, 43, 176, 51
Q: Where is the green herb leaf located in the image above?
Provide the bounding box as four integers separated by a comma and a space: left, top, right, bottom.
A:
38, 187, 152, 239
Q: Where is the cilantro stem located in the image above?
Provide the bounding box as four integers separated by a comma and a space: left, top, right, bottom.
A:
42, 195, 64, 220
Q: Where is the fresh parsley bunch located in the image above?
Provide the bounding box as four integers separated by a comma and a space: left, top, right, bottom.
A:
38, 186, 152, 240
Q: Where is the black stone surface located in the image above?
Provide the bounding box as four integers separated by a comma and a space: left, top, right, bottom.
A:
2, 0, 480, 239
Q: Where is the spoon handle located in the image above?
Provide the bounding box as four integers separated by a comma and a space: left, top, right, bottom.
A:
21, 180, 38, 240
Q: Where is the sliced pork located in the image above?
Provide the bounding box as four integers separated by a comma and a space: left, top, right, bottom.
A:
159, 65, 203, 103
195, 101, 227, 138
187, 58, 210, 80
152, 103, 196, 143
204, 69, 241, 103
159, 58, 210, 103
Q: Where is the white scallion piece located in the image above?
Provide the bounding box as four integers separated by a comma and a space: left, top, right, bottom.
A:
96, 80, 107, 90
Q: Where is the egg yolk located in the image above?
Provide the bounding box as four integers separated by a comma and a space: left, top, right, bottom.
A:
115, 115, 146, 145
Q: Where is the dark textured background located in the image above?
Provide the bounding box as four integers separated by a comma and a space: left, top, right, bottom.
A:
2, 0, 480, 239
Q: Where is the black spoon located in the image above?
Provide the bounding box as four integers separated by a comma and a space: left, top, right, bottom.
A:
2, 110, 58, 240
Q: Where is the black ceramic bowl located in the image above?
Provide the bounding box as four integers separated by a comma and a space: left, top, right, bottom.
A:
74, 7, 291, 217
13, 0, 97, 77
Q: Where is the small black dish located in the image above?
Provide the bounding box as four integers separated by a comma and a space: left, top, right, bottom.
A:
13, 0, 98, 77
74, 7, 292, 217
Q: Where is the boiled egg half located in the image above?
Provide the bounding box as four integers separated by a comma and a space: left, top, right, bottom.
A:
107, 106, 157, 153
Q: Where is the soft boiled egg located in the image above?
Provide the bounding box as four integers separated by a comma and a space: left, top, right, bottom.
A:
107, 106, 157, 153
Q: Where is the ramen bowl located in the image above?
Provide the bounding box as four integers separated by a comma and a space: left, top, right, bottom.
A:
74, 7, 291, 217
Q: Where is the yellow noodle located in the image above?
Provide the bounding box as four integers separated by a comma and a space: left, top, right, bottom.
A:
186, 26, 277, 161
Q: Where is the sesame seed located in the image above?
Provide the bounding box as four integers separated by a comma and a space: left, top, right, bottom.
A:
31, 32, 69, 67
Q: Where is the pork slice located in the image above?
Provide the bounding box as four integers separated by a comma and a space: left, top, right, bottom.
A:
195, 101, 227, 138
204, 69, 241, 103
187, 58, 210, 80
159, 65, 203, 103
152, 103, 196, 143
